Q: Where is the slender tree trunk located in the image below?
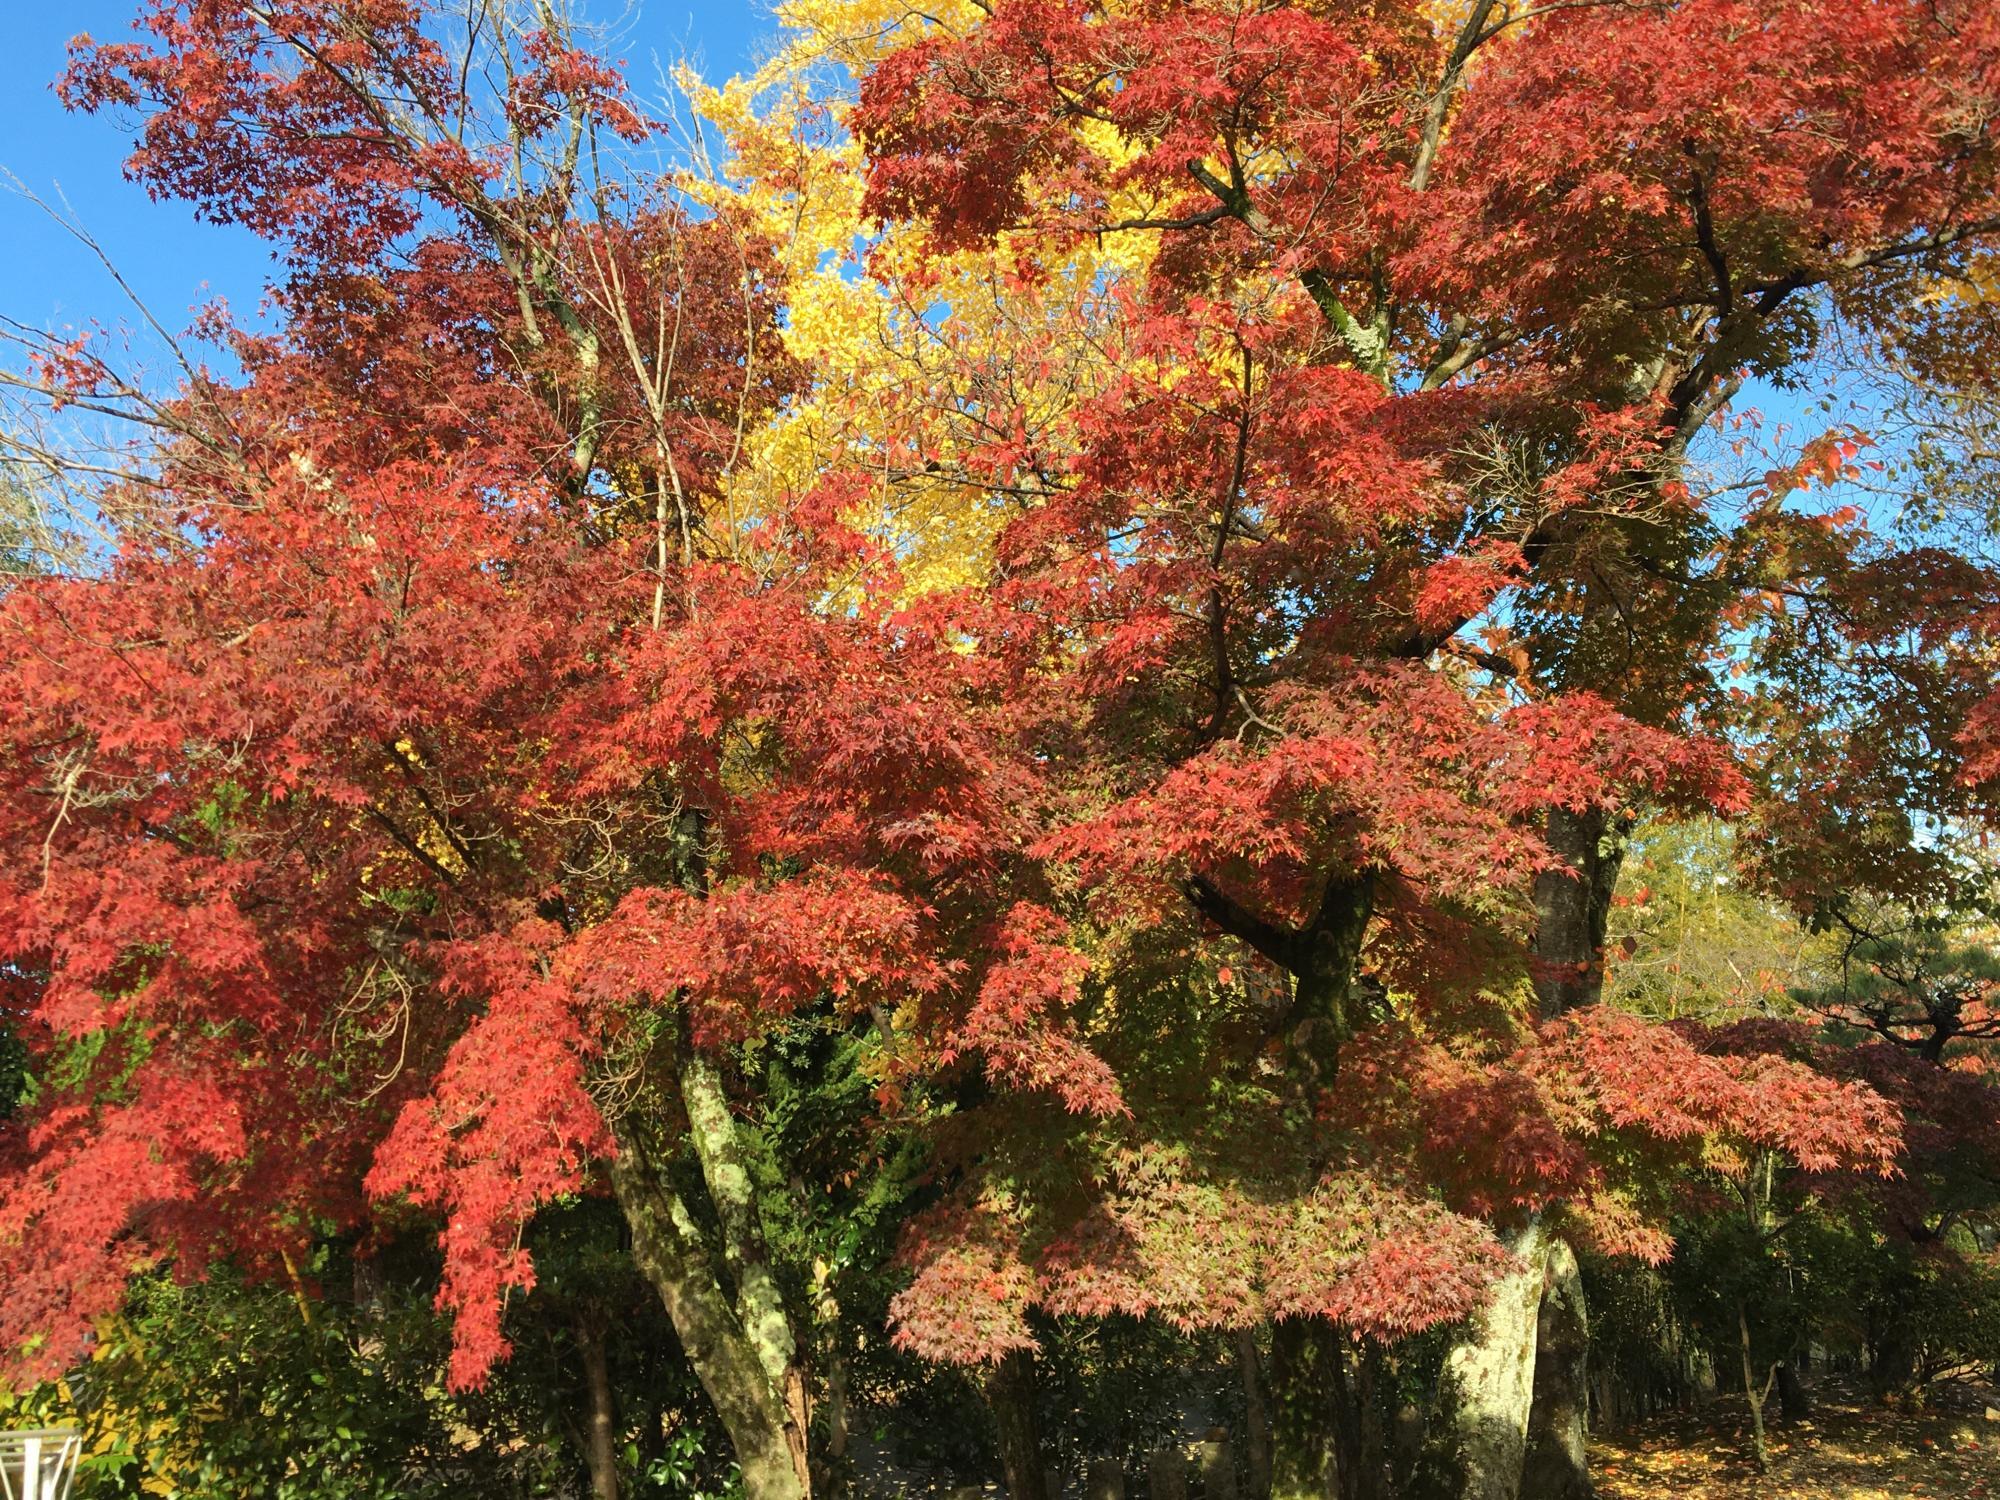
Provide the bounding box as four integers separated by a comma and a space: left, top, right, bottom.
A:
1267, 1317, 1341, 1499
577, 1318, 621, 1500
825, 1341, 850, 1461
608, 1125, 809, 1500
1237, 1328, 1275, 1499
352, 1246, 387, 1362
1738, 1304, 1772, 1472
1422, 1221, 1548, 1500
810, 1263, 858, 1498
1519, 1237, 1590, 1500
985, 1349, 1053, 1500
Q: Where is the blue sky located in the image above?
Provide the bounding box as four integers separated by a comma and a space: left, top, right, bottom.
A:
0, 3, 778, 342
0, 2, 1860, 496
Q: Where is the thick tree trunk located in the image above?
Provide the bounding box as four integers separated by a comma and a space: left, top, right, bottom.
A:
1237, 1328, 1276, 1499
1267, 1318, 1341, 1499
1445, 804, 1625, 1500
1532, 807, 1627, 1017
608, 1118, 809, 1500
1423, 1221, 1548, 1500
1519, 1237, 1590, 1500
985, 1348, 1054, 1500
577, 1319, 622, 1500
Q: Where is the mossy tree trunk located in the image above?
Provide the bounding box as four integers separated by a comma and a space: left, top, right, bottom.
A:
1520, 1237, 1591, 1500
608, 1048, 811, 1500
1421, 1221, 1549, 1500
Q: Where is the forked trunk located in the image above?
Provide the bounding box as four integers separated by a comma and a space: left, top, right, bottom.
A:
1738, 1304, 1773, 1472
604, 1120, 808, 1500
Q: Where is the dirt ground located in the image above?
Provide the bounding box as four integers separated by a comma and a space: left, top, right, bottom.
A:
1591, 1379, 1999, 1498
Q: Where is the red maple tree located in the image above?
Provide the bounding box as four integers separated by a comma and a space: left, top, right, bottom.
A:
2, 6, 1998, 1500
851, 2, 2000, 1495
3, 8, 1102, 1498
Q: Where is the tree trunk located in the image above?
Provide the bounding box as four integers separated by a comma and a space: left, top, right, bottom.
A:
1237, 1329, 1275, 1499
680, 1049, 813, 1486
1738, 1304, 1772, 1472
577, 1318, 621, 1500
1267, 1317, 1340, 1499
1337, 1343, 1386, 1500
1532, 807, 1627, 1017
1492, 805, 1625, 1500
1519, 1237, 1590, 1500
1389, 1400, 1424, 1492
986, 1348, 1053, 1500
1422, 1221, 1548, 1500
1775, 1361, 1810, 1424
824, 1340, 850, 1461
608, 1133, 809, 1500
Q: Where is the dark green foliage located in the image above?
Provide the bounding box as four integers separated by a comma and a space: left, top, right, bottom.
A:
0, 1020, 26, 1118
46, 1262, 475, 1500
4, 1222, 739, 1500
1033, 1315, 1235, 1477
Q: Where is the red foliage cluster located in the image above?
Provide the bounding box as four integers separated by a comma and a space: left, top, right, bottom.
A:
890, 1161, 1508, 1366
3, 0, 1998, 1394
